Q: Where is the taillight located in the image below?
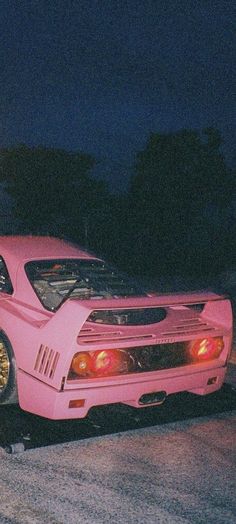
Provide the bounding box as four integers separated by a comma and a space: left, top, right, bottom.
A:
90, 350, 122, 376
70, 352, 92, 377
68, 337, 225, 380
189, 337, 224, 361
69, 349, 131, 379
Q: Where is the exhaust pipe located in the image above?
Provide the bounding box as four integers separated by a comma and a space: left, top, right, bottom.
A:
139, 391, 167, 406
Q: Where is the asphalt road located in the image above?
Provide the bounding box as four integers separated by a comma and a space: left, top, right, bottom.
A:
0, 405, 235, 524
0, 336, 235, 523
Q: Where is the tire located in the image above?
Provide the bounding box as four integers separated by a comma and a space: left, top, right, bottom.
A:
0, 334, 18, 404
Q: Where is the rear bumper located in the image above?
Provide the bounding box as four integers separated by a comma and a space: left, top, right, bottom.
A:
17, 364, 227, 420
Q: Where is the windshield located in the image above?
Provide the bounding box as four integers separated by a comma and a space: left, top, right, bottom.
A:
25, 258, 147, 310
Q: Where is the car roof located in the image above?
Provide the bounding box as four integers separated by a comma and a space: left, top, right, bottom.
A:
0, 236, 94, 264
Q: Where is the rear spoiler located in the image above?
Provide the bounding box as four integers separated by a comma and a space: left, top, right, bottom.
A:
67, 290, 228, 310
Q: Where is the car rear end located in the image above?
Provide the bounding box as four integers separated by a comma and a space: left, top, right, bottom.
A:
17, 291, 232, 419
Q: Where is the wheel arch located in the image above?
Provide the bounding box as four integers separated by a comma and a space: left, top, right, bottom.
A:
0, 329, 18, 404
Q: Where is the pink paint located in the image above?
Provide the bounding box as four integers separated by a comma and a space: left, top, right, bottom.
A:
0, 236, 233, 419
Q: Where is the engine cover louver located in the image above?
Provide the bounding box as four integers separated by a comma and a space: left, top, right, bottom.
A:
77, 328, 154, 345
160, 318, 217, 337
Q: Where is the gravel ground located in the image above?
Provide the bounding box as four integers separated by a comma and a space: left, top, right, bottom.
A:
0, 410, 236, 524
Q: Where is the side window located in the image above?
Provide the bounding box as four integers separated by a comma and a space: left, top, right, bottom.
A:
0, 257, 13, 294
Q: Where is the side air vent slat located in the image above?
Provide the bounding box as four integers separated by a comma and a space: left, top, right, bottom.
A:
34, 344, 59, 379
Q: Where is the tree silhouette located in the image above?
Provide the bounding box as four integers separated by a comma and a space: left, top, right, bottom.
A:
0, 145, 95, 236
127, 128, 235, 276
0, 135, 234, 280
0, 145, 126, 264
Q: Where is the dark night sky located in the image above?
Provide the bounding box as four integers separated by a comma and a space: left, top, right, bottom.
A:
0, 0, 235, 189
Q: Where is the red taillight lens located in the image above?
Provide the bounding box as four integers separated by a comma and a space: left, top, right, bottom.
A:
190, 337, 224, 361
91, 350, 122, 376
70, 352, 92, 376
69, 349, 131, 379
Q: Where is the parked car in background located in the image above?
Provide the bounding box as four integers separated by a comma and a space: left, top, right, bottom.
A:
0, 236, 233, 419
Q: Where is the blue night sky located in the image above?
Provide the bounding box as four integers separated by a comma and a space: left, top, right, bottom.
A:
0, 0, 235, 188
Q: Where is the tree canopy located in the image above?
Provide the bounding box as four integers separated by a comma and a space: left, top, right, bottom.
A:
128, 128, 235, 275
0, 144, 122, 261
0, 145, 95, 231
0, 130, 235, 279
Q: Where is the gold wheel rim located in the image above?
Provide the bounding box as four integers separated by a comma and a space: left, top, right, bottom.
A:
0, 340, 10, 392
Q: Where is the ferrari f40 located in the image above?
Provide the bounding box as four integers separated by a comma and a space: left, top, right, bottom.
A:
0, 236, 233, 419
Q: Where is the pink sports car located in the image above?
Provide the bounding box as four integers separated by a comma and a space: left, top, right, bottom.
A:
0, 236, 233, 420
